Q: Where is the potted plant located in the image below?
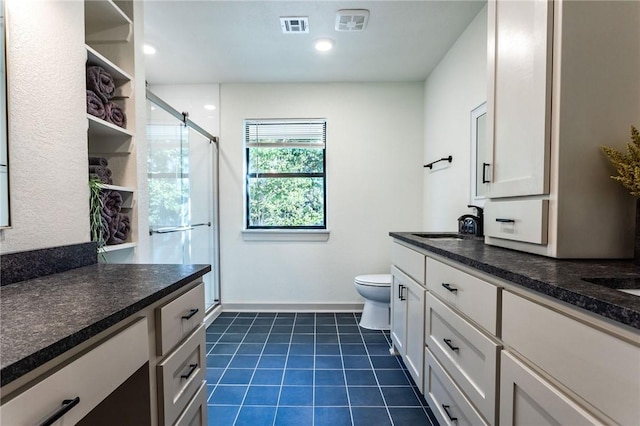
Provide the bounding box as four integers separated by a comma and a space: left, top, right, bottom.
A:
602, 125, 640, 263
89, 176, 107, 258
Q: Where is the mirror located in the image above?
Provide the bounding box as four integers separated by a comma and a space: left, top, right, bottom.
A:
470, 102, 487, 205
0, 0, 8, 228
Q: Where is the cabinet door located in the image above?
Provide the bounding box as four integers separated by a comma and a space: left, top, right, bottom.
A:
500, 351, 604, 426
487, 0, 553, 198
390, 267, 407, 356
404, 276, 425, 391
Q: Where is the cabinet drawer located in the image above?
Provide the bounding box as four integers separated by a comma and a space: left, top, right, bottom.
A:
391, 242, 425, 285
158, 324, 206, 426
424, 349, 488, 426
500, 351, 604, 426
426, 258, 498, 334
175, 380, 208, 426
484, 199, 548, 244
426, 293, 499, 424
502, 291, 640, 425
156, 282, 205, 356
0, 318, 148, 425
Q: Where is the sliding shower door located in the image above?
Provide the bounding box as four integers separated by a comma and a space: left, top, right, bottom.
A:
147, 98, 219, 311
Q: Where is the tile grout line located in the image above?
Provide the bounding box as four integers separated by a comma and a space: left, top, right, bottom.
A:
231, 313, 275, 426
356, 316, 396, 426
206, 312, 240, 403
336, 312, 356, 426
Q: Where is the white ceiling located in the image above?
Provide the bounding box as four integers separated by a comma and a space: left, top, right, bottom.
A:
143, 0, 486, 84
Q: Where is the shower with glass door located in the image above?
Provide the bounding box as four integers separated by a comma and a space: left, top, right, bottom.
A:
146, 90, 220, 312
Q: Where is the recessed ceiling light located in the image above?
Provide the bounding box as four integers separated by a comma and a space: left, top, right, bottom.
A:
204, 104, 216, 111
143, 44, 157, 55
314, 38, 334, 52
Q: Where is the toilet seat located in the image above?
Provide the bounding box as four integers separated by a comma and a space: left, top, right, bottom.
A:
355, 274, 391, 287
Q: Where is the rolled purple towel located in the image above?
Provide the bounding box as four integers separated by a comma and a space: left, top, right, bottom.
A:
89, 165, 112, 185
86, 66, 115, 103
107, 214, 122, 245
89, 157, 108, 167
102, 190, 122, 218
104, 101, 126, 128
110, 213, 130, 244
86, 90, 106, 120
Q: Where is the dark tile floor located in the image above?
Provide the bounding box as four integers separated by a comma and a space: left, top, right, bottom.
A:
205, 312, 439, 426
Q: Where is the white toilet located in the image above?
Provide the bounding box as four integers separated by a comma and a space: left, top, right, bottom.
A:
354, 274, 392, 330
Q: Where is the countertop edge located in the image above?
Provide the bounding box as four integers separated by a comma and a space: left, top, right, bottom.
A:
390, 232, 640, 330
0, 265, 211, 387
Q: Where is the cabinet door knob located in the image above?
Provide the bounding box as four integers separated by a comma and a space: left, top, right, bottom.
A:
39, 397, 80, 426
443, 338, 460, 352
181, 308, 199, 320
442, 404, 458, 423
441, 283, 458, 293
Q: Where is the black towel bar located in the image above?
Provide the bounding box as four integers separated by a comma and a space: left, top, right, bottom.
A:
424, 155, 453, 169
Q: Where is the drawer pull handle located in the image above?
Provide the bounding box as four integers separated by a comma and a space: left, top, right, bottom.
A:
399, 284, 406, 301
442, 404, 458, 423
441, 283, 457, 293
39, 397, 80, 426
482, 163, 490, 183
443, 338, 459, 352
181, 363, 198, 380
181, 308, 199, 320
495, 218, 515, 223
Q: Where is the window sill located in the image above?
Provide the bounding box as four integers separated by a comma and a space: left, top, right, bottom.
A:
242, 229, 330, 242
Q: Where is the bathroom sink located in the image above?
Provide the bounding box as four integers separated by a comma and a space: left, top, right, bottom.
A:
411, 233, 464, 240
582, 277, 640, 297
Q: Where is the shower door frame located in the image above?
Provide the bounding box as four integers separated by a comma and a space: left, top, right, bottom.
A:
146, 89, 221, 315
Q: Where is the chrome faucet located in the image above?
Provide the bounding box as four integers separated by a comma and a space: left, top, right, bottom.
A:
458, 205, 484, 237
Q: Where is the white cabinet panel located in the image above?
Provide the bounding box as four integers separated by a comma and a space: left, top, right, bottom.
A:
426, 293, 499, 424
391, 242, 426, 285
487, 0, 553, 198
156, 282, 205, 356
390, 267, 407, 356
484, 199, 548, 244
500, 351, 604, 426
404, 276, 425, 390
502, 291, 640, 425
424, 349, 488, 426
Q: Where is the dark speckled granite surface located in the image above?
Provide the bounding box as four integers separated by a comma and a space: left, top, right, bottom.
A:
390, 232, 640, 330
0, 263, 211, 387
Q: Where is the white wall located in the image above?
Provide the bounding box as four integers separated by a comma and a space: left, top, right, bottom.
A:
0, 0, 89, 253
423, 6, 487, 231
220, 83, 424, 308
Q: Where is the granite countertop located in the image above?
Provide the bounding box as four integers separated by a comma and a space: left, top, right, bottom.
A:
0, 263, 211, 387
390, 232, 640, 330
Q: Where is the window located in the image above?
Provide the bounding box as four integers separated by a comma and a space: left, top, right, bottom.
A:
245, 119, 326, 229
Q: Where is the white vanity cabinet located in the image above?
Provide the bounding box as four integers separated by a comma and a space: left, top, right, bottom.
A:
485, 0, 640, 258
390, 242, 426, 391
0, 318, 149, 426
501, 291, 640, 426
423, 257, 501, 426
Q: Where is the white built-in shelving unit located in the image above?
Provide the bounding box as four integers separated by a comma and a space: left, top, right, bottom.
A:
85, 0, 138, 257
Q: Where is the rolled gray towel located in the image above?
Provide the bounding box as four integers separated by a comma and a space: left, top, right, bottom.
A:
86, 90, 106, 120
86, 66, 115, 103
102, 190, 122, 218
104, 101, 126, 128
89, 165, 112, 185
106, 213, 121, 245
100, 213, 111, 243
89, 157, 108, 167
109, 213, 130, 244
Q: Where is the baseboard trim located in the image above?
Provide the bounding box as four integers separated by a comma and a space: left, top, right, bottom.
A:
221, 303, 364, 313
205, 304, 223, 327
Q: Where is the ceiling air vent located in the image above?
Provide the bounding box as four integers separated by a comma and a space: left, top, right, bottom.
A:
335, 9, 369, 32
280, 17, 309, 34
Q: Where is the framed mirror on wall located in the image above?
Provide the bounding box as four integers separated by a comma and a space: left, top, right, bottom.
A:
0, 0, 9, 228
470, 102, 487, 205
